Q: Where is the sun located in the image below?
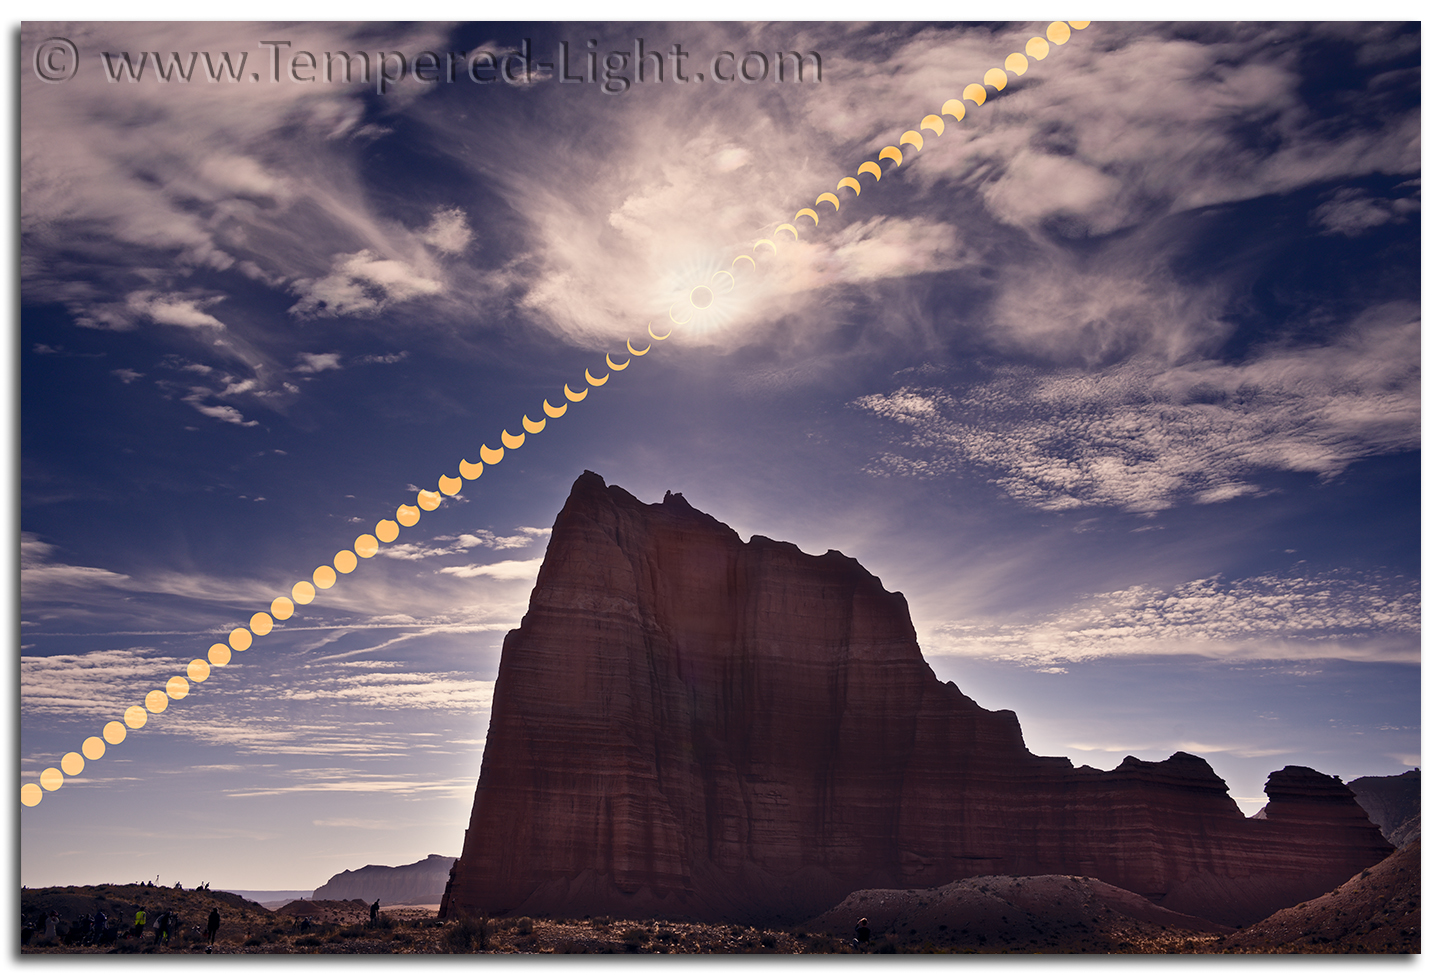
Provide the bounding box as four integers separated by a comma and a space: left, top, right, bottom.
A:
652, 251, 753, 338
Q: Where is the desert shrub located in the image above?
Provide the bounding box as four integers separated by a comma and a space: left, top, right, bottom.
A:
515, 916, 534, 936
760, 934, 777, 949
558, 939, 593, 954
623, 927, 650, 945
590, 916, 612, 929
243, 936, 263, 947
445, 914, 489, 953
295, 936, 322, 947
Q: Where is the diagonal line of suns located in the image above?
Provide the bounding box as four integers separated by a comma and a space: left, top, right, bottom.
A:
20, 21, 1092, 809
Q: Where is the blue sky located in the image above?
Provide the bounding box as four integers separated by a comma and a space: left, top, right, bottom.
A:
16, 16, 1421, 892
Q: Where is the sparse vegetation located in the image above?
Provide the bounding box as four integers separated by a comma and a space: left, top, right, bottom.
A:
20, 853, 1420, 956
444, 913, 490, 953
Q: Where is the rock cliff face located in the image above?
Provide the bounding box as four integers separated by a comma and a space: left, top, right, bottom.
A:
442, 472, 1392, 928
314, 854, 456, 905
1346, 770, 1421, 847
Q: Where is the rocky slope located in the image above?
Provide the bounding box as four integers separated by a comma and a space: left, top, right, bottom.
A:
1211, 840, 1419, 953
442, 472, 1393, 928
1346, 769, 1420, 846
314, 854, 455, 905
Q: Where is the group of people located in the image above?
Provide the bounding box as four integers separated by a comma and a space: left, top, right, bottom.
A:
25, 910, 116, 947
26, 905, 222, 948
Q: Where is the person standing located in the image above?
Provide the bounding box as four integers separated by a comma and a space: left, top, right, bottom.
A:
134, 908, 147, 940
207, 908, 221, 946
43, 910, 60, 945
370, 899, 379, 926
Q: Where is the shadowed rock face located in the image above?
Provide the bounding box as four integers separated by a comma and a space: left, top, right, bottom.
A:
1346, 769, 1421, 846
313, 854, 456, 905
442, 472, 1392, 928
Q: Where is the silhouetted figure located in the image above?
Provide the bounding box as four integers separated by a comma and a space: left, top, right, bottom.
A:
207, 908, 221, 945
156, 910, 171, 945
370, 900, 380, 926
854, 917, 871, 950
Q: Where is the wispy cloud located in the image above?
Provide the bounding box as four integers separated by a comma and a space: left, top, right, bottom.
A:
1313, 185, 1420, 237
420, 206, 474, 254
21, 20, 458, 422
225, 773, 477, 800
20, 648, 186, 719
438, 558, 542, 581
921, 569, 1419, 667
288, 249, 445, 318
279, 673, 495, 712
379, 527, 550, 561
856, 302, 1418, 513
294, 352, 343, 374
312, 818, 396, 830
20, 526, 540, 634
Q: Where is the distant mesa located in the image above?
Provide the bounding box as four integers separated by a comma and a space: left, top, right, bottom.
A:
312, 853, 456, 906
441, 472, 1393, 928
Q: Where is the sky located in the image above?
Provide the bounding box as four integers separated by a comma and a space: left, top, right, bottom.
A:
14, 14, 1423, 894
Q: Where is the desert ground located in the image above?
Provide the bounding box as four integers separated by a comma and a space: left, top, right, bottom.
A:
21, 841, 1418, 955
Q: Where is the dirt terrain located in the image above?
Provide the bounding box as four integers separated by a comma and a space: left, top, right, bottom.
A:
21, 843, 1418, 954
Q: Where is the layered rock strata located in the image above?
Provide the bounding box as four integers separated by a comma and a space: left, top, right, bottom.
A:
442, 472, 1392, 927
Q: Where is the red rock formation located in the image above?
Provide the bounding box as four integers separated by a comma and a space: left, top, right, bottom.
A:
442, 472, 1392, 927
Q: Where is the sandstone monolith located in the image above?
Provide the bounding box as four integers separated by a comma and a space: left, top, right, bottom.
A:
442, 472, 1391, 927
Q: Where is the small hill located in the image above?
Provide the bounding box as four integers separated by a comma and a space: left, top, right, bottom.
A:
809, 874, 1229, 952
